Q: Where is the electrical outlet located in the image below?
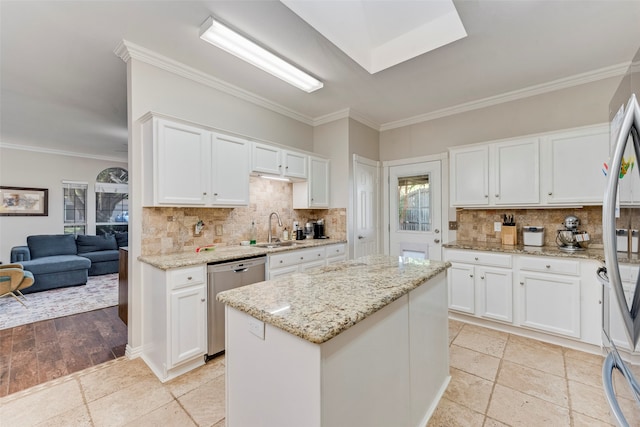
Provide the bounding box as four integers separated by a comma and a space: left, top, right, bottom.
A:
494, 222, 502, 232
215, 224, 223, 236
167, 215, 175, 222
448, 221, 458, 230
248, 317, 265, 339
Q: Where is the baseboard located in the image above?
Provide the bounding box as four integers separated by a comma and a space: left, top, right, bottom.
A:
125, 344, 143, 359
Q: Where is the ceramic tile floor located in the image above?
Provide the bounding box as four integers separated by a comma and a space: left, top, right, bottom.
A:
1, 320, 639, 426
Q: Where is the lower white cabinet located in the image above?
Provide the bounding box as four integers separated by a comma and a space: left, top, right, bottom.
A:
445, 249, 603, 346
445, 250, 513, 323
267, 244, 347, 279
142, 264, 207, 382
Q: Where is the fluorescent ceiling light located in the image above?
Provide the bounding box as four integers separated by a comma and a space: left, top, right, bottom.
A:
259, 174, 291, 182
199, 16, 323, 93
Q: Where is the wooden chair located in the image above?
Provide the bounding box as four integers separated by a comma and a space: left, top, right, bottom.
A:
0, 263, 35, 308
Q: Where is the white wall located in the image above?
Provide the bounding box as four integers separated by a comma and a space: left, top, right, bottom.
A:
379, 76, 620, 160
0, 148, 127, 261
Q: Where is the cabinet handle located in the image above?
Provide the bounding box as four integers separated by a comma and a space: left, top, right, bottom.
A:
548, 192, 553, 196
300, 257, 304, 260
474, 257, 479, 261
495, 194, 499, 198
201, 298, 205, 302
279, 260, 283, 264
286, 166, 289, 169
480, 276, 485, 280
187, 276, 192, 280
279, 165, 282, 169
214, 193, 218, 196
520, 281, 524, 285
318, 254, 322, 257
470, 274, 474, 278
203, 192, 207, 195
546, 265, 551, 269
599, 300, 602, 305
484, 195, 488, 198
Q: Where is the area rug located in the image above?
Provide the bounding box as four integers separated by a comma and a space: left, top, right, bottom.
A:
0, 273, 119, 330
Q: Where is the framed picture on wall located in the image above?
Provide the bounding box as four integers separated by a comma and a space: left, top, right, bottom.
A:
0, 187, 49, 216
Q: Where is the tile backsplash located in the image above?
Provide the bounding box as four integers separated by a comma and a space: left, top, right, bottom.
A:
455, 206, 640, 247
141, 176, 346, 255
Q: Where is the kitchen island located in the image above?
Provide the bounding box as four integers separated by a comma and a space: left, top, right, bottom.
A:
217, 255, 451, 427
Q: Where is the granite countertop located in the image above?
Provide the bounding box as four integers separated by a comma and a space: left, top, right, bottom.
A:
443, 240, 640, 265
138, 239, 347, 270
217, 255, 451, 344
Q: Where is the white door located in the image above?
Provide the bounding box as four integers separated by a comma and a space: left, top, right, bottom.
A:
388, 161, 442, 260
354, 155, 379, 258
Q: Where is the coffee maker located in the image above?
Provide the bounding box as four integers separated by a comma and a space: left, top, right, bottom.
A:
313, 219, 327, 239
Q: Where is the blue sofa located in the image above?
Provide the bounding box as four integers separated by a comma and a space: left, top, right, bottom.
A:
10, 233, 128, 294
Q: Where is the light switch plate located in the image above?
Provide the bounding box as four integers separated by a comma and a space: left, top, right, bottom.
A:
494, 222, 502, 232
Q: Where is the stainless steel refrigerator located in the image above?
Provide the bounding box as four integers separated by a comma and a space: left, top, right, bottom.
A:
602, 47, 640, 426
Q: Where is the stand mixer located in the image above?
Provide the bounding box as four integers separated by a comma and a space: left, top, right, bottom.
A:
556, 215, 590, 252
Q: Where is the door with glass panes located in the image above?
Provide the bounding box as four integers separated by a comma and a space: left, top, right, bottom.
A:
388, 161, 442, 261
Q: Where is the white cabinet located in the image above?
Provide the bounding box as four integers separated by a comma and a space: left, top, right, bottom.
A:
293, 156, 330, 208
449, 145, 489, 206
142, 115, 250, 207
267, 244, 346, 279
251, 142, 308, 180
541, 125, 609, 205
517, 257, 581, 339
449, 124, 611, 208
493, 138, 540, 205
142, 264, 207, 382
325, 244, 347, 265
445, 249, 513, 323
449, 137, 539, 207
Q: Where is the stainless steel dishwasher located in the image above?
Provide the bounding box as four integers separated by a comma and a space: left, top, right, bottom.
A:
207, 256, 266, 358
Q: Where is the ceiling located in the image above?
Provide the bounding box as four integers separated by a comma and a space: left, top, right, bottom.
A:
2, 1, 640, 162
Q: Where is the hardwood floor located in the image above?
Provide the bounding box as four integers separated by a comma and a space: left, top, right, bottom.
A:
0, 306, 127, 397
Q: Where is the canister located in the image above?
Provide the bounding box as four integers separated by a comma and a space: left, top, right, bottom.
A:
523, 226, 545, 247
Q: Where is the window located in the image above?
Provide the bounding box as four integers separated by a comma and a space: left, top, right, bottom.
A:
397, 174, 431, 232
95, 167, 128, 235
63, 181, 88, 235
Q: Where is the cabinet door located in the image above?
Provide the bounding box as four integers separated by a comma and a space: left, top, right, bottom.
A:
542, 126, 609, 204
170, 284, 207, 367
493, 138, 540, 205
252, 142, 282, 175
478, 266, 513, 323
299, 259, 326, 274
211, 134, 250, 206
309, 157, 330, 207
449, 146, 489, 206
156, 119, 210, 205
283, 150, 308, 179
448, 263, 475, 314
268, 265, 299, 280
518, 272, 580, 338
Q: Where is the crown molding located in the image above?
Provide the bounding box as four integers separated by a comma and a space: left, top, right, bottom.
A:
0, 142, 127, 163
313, 108, 380, 131
114, 40, 315, 126
380, 62, 630, 131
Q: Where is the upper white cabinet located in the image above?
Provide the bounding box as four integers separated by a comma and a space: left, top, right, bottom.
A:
541, 125, 609, 205
142, 116, 249, 207
493, 138, 540, 205
449, 145, 490, 206
450, 124, 610, 207
251, 142, 308, 180
450, 137, 539, 207
293, 156, 330, 208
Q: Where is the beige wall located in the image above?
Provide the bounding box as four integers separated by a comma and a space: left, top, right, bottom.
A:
0, 148, 127, 261
379, 76, 621, 160
313, 118, 349, 208
348, 119, 380, 161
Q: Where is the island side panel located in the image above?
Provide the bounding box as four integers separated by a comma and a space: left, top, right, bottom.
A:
320, 295, 411, 427
409, 271, 450, 426
225, 306, 322, 427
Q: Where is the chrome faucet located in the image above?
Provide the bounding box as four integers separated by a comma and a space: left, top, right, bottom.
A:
268, 212, 283, 243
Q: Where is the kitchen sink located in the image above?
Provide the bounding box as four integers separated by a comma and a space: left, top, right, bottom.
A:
255, 241, 299, 248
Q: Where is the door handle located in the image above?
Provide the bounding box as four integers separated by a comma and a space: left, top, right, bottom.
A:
434, 239, 440, 244
434, 229, 440, 234
358, 235, 365, 239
